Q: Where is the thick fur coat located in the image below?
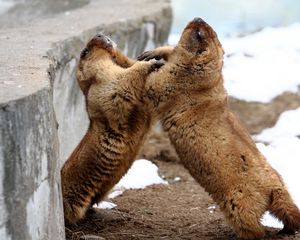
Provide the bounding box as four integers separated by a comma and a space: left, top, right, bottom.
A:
138, 18, 300, 239
61, 34, 161, 224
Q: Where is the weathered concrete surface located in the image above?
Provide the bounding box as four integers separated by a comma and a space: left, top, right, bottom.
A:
0, 0, 172, 239
0, 0, 89, 29
0, 90, 61, 240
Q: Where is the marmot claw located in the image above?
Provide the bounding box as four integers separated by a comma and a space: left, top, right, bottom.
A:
137, 51, 162, 61
150, 59, 165, 70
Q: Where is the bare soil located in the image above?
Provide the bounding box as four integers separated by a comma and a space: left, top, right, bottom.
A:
65, 130, 300, 240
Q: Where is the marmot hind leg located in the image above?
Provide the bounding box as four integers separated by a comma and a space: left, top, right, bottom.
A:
269, 188, 300, 234
63, 197, 90, 225
222, 193, 267, 239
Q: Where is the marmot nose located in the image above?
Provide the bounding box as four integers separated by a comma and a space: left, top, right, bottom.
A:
96, 33, 104, 38
95, 33, 111, 43
192, 17, 205, 24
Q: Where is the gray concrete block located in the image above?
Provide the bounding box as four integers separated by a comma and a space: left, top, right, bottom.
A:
0, 89, 64, 240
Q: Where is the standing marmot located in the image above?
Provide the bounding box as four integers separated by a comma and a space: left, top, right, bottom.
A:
61, 34, 162, 225
138, 18, 300, 239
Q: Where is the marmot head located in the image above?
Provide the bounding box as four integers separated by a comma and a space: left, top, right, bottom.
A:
176, 17, 224, 69
76, 33, 117, 96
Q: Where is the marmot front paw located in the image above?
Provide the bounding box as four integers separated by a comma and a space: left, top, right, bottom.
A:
138, 51, 163, 61
149, 59, 165, 71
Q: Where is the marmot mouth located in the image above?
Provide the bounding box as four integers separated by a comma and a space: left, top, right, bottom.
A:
93, 33, 117, 49
184, 17, 207, 31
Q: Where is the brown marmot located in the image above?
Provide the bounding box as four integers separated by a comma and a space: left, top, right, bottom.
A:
61, 33, 162, 225
138, 18, 300, 239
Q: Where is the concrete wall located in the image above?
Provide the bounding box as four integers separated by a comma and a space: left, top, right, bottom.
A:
0, 0, 172, 239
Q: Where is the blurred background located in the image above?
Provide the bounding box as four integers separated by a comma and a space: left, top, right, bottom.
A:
170, 0, 300, 39
1, 0, 300, 36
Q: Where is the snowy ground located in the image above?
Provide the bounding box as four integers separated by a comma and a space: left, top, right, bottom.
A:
256, 108, 300, 228
94, 159, 167, 209
222, 23, 300, 102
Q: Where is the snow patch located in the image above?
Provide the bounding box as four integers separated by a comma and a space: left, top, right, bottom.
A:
108, 190, 123, 199
114, 159, 167, 190
207, 205, 216, 210
207, 204, 217, 214
255, 108, 300, 143
173, 176, 181, 182
255, 108, 300, 228
94, 201, 116, 210
97, 159, 167, 209
261, 212, 283, 229
223, 23, 300, 102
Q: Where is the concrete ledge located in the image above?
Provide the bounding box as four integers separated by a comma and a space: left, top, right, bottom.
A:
0, 0, 172, 239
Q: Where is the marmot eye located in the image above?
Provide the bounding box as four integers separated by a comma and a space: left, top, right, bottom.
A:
80, 48, 89, 59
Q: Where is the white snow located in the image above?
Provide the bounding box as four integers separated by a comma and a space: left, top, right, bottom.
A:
107, 190, 123, 199
207, 204, 217, 214
255, 108, 300, 228
223, 23, 300, 102
261, 212, 284, 229
97, 159, 167, 209
94, 201, 116, 210
255, 108, 300, 143
114, 159, 167, 190
169, 23, 300, 103
173, 176, 181, 182
207, 205, 216, 210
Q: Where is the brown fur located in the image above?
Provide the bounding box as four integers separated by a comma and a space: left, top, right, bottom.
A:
139, 18, 300, 239
61, 34, 161, 225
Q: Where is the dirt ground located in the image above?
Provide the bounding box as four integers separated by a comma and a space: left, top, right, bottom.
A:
66, 131, 300, 240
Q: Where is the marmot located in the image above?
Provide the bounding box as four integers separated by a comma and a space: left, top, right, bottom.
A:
138, 18, 300, 239
61, 33, 162, 225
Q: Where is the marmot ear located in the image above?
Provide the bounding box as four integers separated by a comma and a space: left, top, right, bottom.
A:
80, 47, 90, 59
